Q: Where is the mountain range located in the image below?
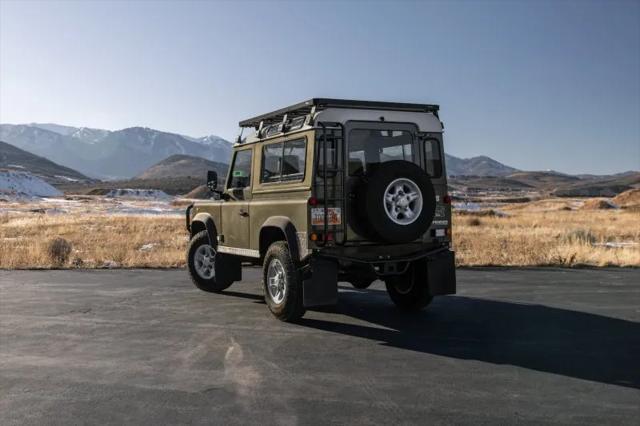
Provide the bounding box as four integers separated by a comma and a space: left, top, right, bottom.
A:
1, 123, 637, 198
0, 122, 530, 179
0, 123, 232, 180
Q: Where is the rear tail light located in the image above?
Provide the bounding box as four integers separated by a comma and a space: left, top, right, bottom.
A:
308, 197, 318, 206
325, 232, 334, 242
443, 194, 452, 204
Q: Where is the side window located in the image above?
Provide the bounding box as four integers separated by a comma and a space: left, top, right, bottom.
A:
281, 139, 306, 181
260, 138, 307, 183
424, 139, 443, 178
228, 149, 252, 189
262, 143, 282, 183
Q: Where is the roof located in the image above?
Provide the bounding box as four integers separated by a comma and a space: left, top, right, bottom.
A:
239, 98, 440, 129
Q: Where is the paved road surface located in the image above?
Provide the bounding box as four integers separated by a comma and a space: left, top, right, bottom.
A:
1, 268, 639, 425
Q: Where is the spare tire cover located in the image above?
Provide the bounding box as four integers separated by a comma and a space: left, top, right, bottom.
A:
359, 160, 436, 243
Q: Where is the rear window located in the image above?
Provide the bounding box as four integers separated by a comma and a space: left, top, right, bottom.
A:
348, 129, 415, 176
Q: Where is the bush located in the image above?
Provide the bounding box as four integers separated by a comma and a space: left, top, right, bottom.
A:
467, 217, 482, 227
561, 229, 597, 245
47, 238, 72, 266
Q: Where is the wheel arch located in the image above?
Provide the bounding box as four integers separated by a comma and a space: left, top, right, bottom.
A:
190, 213, 218, 246
259, 216, 301, 261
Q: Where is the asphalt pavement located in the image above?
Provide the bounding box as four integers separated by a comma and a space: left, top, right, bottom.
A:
1, 267, 639, 425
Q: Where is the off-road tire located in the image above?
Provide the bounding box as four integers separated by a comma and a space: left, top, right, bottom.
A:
359, 161, 436, 244
384, 262, 433, 311
262, 241, 305, 322
187, 230, 234, 293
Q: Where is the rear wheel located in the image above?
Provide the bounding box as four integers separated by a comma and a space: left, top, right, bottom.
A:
187, 230, 235, 293
262, 241, 305, 321
384, 262, 433, 311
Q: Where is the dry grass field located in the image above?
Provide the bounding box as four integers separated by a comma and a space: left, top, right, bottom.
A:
1, 196, 638, 269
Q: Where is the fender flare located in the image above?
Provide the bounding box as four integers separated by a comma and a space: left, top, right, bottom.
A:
191, 213, 218, 247
260, 216, 301, 262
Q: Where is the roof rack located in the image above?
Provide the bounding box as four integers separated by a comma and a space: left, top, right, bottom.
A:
238, 98, 440, 129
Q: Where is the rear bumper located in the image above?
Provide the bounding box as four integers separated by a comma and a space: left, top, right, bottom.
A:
312, 242, 450, 264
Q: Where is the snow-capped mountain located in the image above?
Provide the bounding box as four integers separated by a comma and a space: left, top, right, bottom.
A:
0, 123, 232, 180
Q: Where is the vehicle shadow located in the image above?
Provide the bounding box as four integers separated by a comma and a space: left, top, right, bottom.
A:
299, 288, 640, 389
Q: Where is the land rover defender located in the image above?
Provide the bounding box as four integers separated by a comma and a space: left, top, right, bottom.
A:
186, 99, 456, 321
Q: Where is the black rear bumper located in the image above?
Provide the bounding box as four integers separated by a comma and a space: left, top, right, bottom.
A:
312, 243, 450, 264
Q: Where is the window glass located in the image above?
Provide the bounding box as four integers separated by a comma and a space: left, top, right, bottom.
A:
228, 149, 252, 188
424, 139, 443, 178
281, 139, 306, 181
348, 129, 415, 176
316, 135, 336, 167
260, 138, 306, 183
262, 143, 282, 183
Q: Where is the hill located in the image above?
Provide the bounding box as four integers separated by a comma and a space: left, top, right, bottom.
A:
445, 154, 518, 176
0, 141, 92, 185
552, 172, 640, 197
450, 168, 640, 197
136, 154, 228, 181
0, 124, 232, 180
0, 170, 63, 199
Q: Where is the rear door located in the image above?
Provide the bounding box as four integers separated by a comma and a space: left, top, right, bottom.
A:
343, 121, 420, 242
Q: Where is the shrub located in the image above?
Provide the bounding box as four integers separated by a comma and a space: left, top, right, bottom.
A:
561, 229, 597, 245
47, 238, 72, 266
467, 217, 482, 227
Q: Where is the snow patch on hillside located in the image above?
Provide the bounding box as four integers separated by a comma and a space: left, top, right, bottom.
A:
0, 171, 63, 199
106, 189, 171, 200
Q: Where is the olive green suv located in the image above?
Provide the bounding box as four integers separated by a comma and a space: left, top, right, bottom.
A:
186, 99, 456, 321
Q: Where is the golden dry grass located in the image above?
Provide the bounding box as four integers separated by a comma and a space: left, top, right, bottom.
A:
454, 207, 640, 267
1, 198, 638, 269
0, 214, 186, 269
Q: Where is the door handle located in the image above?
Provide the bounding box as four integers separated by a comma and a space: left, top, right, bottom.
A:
239, 210, 249, 217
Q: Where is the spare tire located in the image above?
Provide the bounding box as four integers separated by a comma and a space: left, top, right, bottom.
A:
358, 161, 435, 243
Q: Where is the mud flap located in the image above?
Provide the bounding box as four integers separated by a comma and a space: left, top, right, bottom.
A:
303, 257, 338, 307
427, 250, 456, 295
216, 254, 242, 283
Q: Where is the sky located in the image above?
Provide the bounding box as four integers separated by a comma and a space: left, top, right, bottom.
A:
0, 0, 638, 174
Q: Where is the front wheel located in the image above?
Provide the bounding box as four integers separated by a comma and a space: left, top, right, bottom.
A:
187, 230, 234, 293
384, 262, 433, 311
262, 241, 305, 322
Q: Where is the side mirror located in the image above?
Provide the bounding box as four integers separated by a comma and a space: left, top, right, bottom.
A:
206, 170, 218, 191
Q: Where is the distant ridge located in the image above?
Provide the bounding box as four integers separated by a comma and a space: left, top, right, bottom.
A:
445, 154, 518, 177
0, 140, 92, 185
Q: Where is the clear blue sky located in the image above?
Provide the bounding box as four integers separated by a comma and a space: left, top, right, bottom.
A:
1, 0, 638, 174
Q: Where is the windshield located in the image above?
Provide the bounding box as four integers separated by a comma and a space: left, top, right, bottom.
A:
348, 129, 416, 176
